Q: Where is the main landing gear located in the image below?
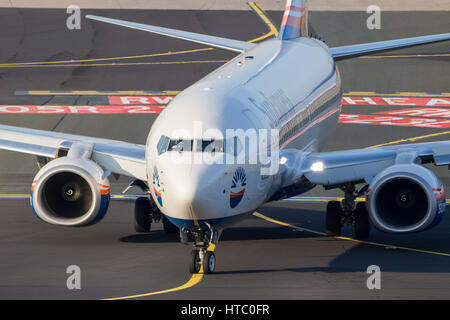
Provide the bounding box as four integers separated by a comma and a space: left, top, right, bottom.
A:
181, 225, 220, 274
325, 183, 370, 239
134, 196, 179, 234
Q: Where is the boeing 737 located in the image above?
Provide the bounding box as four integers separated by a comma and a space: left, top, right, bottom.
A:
1, 0, 450, 274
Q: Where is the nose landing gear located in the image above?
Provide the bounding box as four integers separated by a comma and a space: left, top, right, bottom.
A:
182, 225, 220, 274
190, 249, 216, 274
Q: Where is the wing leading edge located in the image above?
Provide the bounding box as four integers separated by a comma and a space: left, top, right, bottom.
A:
331, 32, 450, 60
0, 125, 147, 181
86, 15, 255, 53
300, 141, 450, 186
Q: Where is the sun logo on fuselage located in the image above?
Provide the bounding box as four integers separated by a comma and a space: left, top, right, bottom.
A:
153, 166, 163, 206
230, 167, 247, 208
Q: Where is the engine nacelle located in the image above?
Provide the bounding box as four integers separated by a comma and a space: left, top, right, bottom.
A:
30, 157, 111, 226
367, 164, 446, 233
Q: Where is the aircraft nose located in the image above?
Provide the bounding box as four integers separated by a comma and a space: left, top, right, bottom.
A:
171, 177, 197, 211
157, 166, 196, 219
159, 163, 225, 222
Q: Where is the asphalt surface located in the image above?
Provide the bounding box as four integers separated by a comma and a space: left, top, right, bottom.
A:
0, 8, 450, 299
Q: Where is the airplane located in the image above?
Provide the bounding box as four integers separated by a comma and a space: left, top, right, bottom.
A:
1, 0, 450, 274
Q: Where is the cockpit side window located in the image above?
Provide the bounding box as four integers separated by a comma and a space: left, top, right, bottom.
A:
157, 135, 170, 155
225, 136, 243, 157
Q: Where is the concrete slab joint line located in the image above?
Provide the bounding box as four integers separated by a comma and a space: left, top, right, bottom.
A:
0, 0, 449, 10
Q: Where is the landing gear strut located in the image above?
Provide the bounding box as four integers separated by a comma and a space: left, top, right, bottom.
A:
134, 197, 152, 232
182, 225, 220, 274
134, 196, 179, 233
325, 183, 370, 239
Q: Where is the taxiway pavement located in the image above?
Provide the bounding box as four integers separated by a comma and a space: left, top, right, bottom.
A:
0, 6, 449, 299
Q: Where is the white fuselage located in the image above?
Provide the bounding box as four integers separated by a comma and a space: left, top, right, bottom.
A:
145, 37, 342, 231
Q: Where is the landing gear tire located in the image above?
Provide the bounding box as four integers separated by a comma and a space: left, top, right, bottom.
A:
189, 250, 201, 274
354, 202, 370, 239
326, 201, 343, 236
202, 251, 216, 274
134, 197, 151, 233
162, 215, 178, 234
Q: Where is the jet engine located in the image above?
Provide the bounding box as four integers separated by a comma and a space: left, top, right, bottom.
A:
30, 157, 111, 226
367, 164, 446, 233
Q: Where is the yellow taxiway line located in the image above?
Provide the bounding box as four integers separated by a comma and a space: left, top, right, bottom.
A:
102, 243, 216, 300
18, 90, 182, 96
99, 2, 278, 300
360, 53, 450, 59
366, 131, 450, 148
252, 212, 450, 257
0, 60, 229, 68
0, 48, 214, 67
0, 2, 279, 70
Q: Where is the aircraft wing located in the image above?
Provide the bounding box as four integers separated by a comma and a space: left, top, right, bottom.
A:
331, 32, 450, 60
86, 15, 255, 53
0, 125, 147, 181
278, 141, 450, 188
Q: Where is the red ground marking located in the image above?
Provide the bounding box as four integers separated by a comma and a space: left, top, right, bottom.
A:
339, 114, 450, 128
342, 97, 450, 107
108, 96, 450, 107
0, 105, 165, 114
108, 96, 174, 105
376, 108, 450, 118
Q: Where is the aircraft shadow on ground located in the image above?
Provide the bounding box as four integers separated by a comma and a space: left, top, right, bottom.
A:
119, 225, 319, 244
121, 205, 450, 274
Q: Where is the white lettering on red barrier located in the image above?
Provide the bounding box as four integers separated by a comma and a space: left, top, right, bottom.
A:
342, 97, 450, 107
108, 95, 450, 107
108, 96, 174, 105
339, 114, 450, 128
377, 108, 450, 118
0, 105, 165, 114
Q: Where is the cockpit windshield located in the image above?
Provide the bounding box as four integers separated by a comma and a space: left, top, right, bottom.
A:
167, 139, 193, 152
157, 135, 242, 156
198, 139, 224, 153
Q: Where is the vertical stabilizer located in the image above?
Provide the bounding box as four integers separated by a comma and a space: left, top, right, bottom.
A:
279, 0, 309, 40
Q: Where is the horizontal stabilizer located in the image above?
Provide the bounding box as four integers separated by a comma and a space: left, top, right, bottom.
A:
331, 32, 450, 60
86, 15, 255, 53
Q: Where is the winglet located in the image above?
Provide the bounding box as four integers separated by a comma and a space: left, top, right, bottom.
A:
278, 0, 309, 40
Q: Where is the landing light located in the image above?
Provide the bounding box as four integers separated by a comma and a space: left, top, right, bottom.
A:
310, 161, 324, 172
280, 156, 288, 165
